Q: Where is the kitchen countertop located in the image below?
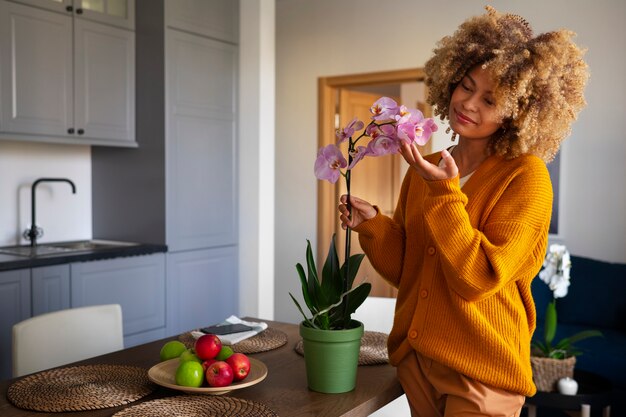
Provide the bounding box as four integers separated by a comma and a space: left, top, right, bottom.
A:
0, 241, 167, 272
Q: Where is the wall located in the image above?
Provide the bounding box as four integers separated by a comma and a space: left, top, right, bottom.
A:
0, 141, 92, 246
239, 0, 276, 320
91, 0, 166, 245
274, 0, 626, 323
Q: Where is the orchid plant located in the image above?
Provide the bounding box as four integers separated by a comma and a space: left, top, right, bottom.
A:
291, 97, 438, 330
532, 244, 602, 359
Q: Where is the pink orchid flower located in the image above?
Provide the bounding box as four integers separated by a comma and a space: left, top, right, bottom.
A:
366, 135, 400, 157
314, 144, 347, 183
366, 123, 396, 140
416, 118, 439, 145
395, 107, 437, 146
336, 117, 365, 143
347, 146, 369, 170
370, 97, 400, 121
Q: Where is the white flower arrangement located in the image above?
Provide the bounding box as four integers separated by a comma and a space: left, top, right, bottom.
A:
532, 243, 602, 359
538, 244, 572, 299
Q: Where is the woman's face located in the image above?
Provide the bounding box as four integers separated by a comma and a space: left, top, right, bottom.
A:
448, 66, 503, 142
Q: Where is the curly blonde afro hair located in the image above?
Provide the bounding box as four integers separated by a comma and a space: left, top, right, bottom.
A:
425, 6, 589, 162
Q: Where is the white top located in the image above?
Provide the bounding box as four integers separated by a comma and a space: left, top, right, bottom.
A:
438, 146, 474, 187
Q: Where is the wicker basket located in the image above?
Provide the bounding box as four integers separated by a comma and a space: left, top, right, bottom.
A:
531, 356, 576, 392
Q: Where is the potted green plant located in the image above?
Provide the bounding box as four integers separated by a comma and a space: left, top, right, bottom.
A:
290, 97, 437, 393
530, 244, 602, 391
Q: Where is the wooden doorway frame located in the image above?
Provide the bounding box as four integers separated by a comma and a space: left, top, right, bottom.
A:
317, 68, 427, 262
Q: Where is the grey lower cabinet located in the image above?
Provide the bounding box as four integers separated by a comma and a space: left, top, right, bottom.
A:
166, 246, 238, 337
0, 269, 30, 380
71, 253, 166, 348
31, 264, 71, 316
0, 252, 166, 380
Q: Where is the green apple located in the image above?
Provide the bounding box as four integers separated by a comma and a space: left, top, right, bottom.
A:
215, 345, 234, 361
179, 348, 202, 364
159, 340, 187, 361
175, 361, 204, 387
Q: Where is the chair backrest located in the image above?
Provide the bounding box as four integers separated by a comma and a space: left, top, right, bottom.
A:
352, 296, 396, 333
12, 304, 124, 377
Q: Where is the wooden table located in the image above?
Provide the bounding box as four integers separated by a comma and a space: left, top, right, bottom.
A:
0, 319, 404, 416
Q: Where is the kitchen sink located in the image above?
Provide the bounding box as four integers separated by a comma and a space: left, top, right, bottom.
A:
0, 240, 140, 258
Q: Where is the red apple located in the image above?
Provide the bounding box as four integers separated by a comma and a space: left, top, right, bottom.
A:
201, 359, 217, 372
195, 334, 222, 360
226, 353, 251, 381
205, 361, 234, 387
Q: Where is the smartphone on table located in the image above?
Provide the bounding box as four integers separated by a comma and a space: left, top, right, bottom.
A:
200, 323, 254, 335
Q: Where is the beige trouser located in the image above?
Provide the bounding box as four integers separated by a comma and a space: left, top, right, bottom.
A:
397, 350, 525, 417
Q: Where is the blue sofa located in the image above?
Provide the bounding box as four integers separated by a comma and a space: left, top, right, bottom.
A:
531, 255, 626, 413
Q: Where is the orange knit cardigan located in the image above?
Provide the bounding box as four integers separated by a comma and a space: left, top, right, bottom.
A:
354, 152, 552, 396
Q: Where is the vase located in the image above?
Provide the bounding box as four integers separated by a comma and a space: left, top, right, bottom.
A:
531, 356, 576, 392
299, 320, 364, 393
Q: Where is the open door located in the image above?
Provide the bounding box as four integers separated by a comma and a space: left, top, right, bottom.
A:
335, 89, 401, 298
317, 68, 432, 298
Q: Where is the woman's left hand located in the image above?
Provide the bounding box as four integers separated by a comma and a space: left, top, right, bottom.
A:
399, 141, 459, 181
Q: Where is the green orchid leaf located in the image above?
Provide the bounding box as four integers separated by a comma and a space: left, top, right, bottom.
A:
548, 349, 567, 359
321, 234, 342, 300
531, 340, 548, 355
304, 240, 320, 298
544, 300, 557, 345
553, 330, 603, 350
296, 262, 317, 313
289, 293, 317, 328
344, 282, 371, 317
567, 329, 603, 344
568, 349, 583, 357
341, 253, 366, 289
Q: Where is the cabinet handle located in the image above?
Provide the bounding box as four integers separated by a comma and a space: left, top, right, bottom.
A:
67, 128, 75, 134
65, 5, 73, 12
76, 8, 83, 14
77, 129, 85, 135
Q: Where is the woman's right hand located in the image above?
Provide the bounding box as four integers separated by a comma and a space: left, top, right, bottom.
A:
338, 194, 377, 229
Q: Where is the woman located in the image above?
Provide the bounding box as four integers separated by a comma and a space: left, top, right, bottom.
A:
339, 6, 588, 416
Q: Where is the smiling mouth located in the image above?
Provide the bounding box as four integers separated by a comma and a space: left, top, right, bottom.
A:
455, 110, 476, 124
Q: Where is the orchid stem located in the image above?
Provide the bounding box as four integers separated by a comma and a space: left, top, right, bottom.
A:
343, 140, 354, 328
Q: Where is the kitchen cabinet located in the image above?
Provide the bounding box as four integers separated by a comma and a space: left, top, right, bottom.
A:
166, 247, 238, 336
71, 253, 166, 346
31, 264, 71, 315
0, 252, 165, 379
92, 0, 239, 340
0, 0, 135, 147
165, 0, 237, 43
165, 27, 238, 251
7, 0, 135, 29
0, 269, 30, 380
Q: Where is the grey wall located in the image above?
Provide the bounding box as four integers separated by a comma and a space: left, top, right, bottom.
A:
92, 0, 166, 244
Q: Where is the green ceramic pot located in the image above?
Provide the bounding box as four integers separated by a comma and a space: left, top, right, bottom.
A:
299, 320, 364, 393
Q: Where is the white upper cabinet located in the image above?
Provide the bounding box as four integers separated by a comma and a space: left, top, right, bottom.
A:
7, 0, 134, 29
0, 0, 135, 146
165, 0, 237, 43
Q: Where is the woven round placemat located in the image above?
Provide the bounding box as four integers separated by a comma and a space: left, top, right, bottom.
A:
7, 364, 155, 412
112, 395, 278, 417
179, 327, 288, 354
294, 331, 389, 365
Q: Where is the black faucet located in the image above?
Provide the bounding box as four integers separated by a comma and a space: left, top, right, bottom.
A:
23, 178, 77, 247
